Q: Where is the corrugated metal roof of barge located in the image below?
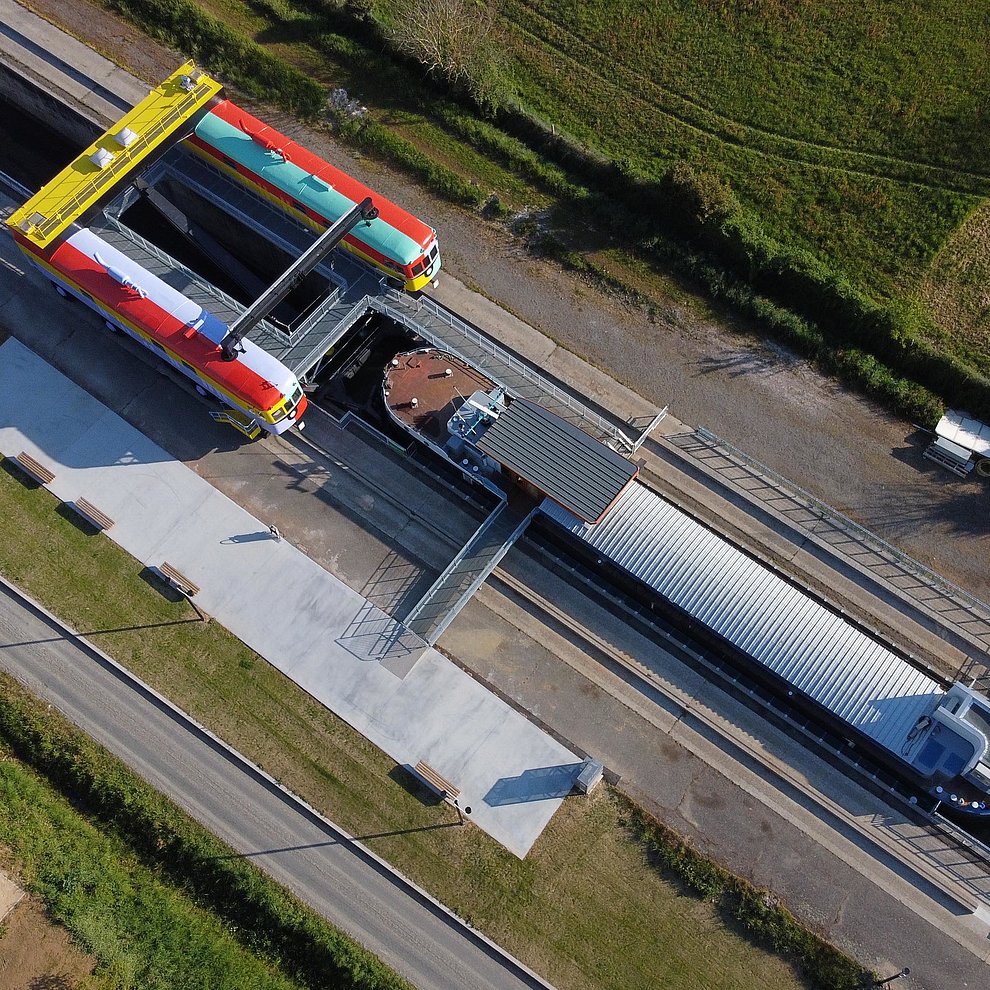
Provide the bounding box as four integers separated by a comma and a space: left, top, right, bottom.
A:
476, 399, 637, 523
542, 483, 944, 753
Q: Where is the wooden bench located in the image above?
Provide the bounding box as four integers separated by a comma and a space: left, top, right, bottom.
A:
413, 760, 460, 801
14, 451, 55, 486
159, 562, 200, 598
71, 497, 115, 531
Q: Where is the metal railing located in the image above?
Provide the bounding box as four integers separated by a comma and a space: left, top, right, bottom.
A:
165, 154, 349, 293
0, 170, 33, 202
932, 810, 990, 864
290, 297, 377, 376
23, 77, 216, 244
377, 288, 638, 452
99, 215, 285, 344
672, 426, 990, 666
404, 499, 538, 644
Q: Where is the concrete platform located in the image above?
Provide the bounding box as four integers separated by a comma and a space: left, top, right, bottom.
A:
0, 338, 580, 857
0, 868, 24, 923
0, 0, 145, 127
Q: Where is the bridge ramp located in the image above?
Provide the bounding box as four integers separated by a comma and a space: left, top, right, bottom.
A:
404, 493, 538, 645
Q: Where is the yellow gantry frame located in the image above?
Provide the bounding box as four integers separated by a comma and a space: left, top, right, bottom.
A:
6, 62, 223, 251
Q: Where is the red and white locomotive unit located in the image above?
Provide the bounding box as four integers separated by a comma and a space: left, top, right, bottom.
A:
5, 69, 445, 437
13, 226, 308, 437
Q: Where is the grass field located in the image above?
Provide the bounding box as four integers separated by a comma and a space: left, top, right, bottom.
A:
0, 744, 313, 989
90, 0, 988, 404
920, 201, 990, 368
495, 2, 987, 302
0, 456, 865, 989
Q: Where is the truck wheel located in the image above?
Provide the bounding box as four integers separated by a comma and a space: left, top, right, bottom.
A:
976, 458, 990, 477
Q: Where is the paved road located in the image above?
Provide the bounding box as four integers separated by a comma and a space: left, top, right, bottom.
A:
0, 581, 548, 990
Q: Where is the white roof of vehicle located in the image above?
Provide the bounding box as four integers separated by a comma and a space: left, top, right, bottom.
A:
935, 409, 990, 456
542, 483, 944, 754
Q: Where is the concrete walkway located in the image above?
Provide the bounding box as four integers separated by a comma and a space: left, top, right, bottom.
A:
0, 338, 580, 857
1, 0, 981, 691
0, 868, 24, 923
0, 0, 146, 121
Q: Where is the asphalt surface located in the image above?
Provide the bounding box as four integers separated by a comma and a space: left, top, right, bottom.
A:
0, 580, 549, 990
0, 182, 987, 990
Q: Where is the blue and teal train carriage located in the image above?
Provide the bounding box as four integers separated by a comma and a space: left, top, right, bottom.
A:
190, 100, 441, 292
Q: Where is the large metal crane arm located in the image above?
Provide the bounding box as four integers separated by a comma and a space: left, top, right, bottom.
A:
220, 196, 378, 361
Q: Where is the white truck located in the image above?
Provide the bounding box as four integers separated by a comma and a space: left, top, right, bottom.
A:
923, 409, 990, 477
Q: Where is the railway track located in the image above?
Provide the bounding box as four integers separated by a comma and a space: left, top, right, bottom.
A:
291, 399, 990, 899
0, 168, 30, 200
425, 287, 990, 689
495, 541, 990, 878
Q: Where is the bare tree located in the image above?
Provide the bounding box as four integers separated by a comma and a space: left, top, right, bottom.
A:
396, 0, 507, 109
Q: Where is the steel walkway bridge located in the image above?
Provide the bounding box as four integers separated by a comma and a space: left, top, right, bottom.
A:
102, 154, 383, 378
119, 146, 657, 451
403, 493, 539, 645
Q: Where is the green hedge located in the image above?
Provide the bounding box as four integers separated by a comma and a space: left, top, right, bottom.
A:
102, 0, 325, 114
332, 116, 486, 207
624, 161, 983, 421
709, 204, 987, 418
434, 106, 586, 202
623, 801, 868, 990
101, 0, 978, 421
1, 754, 307, 989
0, 674, 411, 990
484, 104, 984, 421
645, 233, 946, 424
100, 0, 484, 209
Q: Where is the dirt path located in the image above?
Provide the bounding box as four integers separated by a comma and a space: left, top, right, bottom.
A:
14, 0, 990, 600
0, 863, 94, 990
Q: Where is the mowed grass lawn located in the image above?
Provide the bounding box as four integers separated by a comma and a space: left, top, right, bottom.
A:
498, 1, 988, 307
0, 458, 817, 990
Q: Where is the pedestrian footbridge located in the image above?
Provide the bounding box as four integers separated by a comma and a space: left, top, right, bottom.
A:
403, 493, 539, 645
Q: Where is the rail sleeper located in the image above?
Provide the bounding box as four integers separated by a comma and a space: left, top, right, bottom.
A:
72, 497, 115, 531
14, 451, 56, 486
413, 760, 460, 800
159, 561, 200, 598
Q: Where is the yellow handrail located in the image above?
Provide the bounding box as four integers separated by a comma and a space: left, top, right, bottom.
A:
6, 62, 223, 250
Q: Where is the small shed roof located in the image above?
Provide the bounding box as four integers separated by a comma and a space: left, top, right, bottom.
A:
477, 399, 637, 523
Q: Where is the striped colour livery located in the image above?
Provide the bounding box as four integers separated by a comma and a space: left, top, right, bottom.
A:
190, 101, 441, 292
14, 227, 307, 437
